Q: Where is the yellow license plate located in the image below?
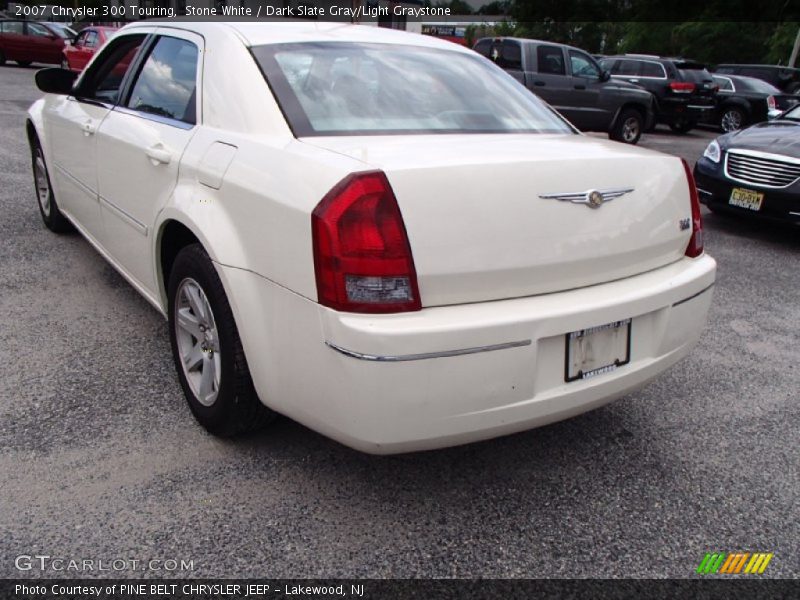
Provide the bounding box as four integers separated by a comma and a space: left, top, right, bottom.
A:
729, 187, 764, 211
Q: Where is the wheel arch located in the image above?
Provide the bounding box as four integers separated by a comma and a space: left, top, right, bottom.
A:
719, 99, 751, 116
154, 208, 249, 313
609, 101, 648, 132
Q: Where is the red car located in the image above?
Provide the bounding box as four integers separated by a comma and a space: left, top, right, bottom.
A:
61, 26, 117, 72
0, 20, 66, 67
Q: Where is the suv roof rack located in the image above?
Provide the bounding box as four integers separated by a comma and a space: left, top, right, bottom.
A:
623, 53, 661, 59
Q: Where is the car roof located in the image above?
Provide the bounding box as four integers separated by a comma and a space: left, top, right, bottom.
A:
123, 20, 471, 53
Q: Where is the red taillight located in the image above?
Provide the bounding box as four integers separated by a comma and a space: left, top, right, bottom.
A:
681, 159, 704, 258
312, 171, 421, 313
670, 81, 696, 93
767, 95, 777, 110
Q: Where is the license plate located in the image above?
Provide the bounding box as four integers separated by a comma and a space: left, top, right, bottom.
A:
565, 319, 631, 382
729, 187, 764, 211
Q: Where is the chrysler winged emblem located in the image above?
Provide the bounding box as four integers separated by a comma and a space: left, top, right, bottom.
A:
538, 188, 634, 209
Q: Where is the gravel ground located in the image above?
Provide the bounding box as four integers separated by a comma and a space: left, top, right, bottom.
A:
0, 64, 797, 579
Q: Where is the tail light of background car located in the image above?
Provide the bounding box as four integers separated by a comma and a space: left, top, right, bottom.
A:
681, 159, 704, 258
670, 82, 696, 94
767, 95, 777, 111
312, 171, 422, 313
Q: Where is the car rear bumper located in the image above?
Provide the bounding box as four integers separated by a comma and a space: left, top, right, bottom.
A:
659, 98, 715, 123
221, 255, 716, 454
694, 159, 800, 224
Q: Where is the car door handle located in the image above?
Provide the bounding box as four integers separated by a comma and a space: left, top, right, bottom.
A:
82, 120, 96, 136
145, 144, 172, 165
533, 80, 545, 86
629, 78, 640, 83
574, 84, 586, 90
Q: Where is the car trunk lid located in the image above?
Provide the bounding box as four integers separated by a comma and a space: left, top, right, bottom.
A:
302, 134, 694, 307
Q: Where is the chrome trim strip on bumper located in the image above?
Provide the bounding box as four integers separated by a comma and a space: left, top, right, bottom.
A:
672, 283, 715, 308
325, 339, 532, 362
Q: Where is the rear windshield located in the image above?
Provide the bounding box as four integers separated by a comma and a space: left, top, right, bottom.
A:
676, 63, 713, 83
251, 42, 573, 137
737, 77, 781, 94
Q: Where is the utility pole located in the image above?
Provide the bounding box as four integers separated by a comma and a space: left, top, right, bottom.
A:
789, 26, 800, 67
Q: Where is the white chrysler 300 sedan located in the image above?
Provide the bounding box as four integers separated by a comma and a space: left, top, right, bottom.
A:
27, 22, 716, 453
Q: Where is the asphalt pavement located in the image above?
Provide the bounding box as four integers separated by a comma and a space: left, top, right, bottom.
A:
0, 64, 798, 579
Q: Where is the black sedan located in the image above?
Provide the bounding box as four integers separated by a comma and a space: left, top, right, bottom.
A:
706, 74, 799, 133
694, 104, 800, 224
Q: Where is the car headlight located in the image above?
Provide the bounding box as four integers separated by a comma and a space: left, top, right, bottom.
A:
703, 139, 721, 163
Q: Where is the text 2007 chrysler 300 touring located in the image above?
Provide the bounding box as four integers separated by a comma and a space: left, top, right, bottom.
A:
26, 22, 716, 453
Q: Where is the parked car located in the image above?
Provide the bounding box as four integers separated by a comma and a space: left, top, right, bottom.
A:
694, 103, 800, 223
599, 54, 717, 134
27, 22, 715, 454
62, 26, 117, 71
0, 19, 66, 67
473, 37, 655, 144
715, 64, 800, 94
705, 74, 800, 132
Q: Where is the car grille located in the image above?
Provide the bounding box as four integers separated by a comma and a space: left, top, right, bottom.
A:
725, 151, 800, 188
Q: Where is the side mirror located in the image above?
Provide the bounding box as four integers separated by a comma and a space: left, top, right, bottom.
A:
35, 68, 77, 95
600, 70, 611, 82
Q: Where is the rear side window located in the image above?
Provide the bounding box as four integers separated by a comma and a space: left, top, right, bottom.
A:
537, 45, 565, 75
613, 59, 640, 76
126, 36, 198, 124
2, 21, 24, 34
640, 61, 666, 78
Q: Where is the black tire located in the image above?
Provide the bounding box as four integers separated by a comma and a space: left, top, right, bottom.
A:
168, 244, 275, 436
669, 119, 695, 134
609, 108, 644, 144
0, 50, 6, 66
719, 106, 746, 133
30, 134, 72, 233
17, 60, 32, 67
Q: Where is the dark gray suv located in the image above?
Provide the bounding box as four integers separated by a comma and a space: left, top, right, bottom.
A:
474, 37, 655, 144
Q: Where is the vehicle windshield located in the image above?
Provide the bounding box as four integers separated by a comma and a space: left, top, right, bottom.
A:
252, 42, 574, 137
780, 105, 800, 121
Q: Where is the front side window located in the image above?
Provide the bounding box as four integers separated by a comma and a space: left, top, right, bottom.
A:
253, 42, 573, 137
126, 36, 198, 124
537, 45, 565, 75
74, 31, 89, 47
76, 34, 146, 104
569, 50, 599, 78
84, 31, 98, 49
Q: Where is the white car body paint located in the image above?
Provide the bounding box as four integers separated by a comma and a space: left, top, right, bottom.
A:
28, 21, 716, 453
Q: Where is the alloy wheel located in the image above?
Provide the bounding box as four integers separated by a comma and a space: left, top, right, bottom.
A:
33, 148, 51, 217
174, 278, 221, 407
